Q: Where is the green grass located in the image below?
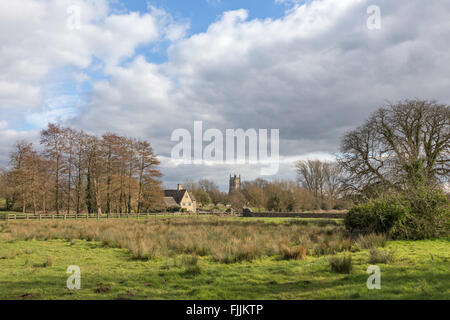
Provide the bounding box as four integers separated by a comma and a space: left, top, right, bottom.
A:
0, 230, 448, 299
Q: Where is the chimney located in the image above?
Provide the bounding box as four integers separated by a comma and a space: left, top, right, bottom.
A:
177, 184, 183, 190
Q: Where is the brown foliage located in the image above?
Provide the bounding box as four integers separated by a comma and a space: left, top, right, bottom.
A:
2, 124, 163, 214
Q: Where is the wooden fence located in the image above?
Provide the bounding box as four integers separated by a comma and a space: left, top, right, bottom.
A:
0, 212, 192, 221
1, 211, 346, 221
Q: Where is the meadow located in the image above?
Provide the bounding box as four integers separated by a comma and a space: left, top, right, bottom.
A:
0, 216, 448, 300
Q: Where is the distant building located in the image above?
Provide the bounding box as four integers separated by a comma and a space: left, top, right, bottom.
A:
163, 184, 197, 212
229, 174, 241, 195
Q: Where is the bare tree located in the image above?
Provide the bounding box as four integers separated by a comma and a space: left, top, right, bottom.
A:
136, 139, 161, 213
41, 123, 65, 214
198, 179, 223, 205
338, 100, 450, 192
9, 141, 34, 213
295, 160, 326, 198
4, 125, 163, 214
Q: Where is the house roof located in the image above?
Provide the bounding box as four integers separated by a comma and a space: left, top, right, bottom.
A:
163, 197, 179, 207
164, 189, 186, 204
163, 189, 196, 204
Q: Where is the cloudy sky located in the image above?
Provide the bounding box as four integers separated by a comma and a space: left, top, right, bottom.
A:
1, 0, 450, 190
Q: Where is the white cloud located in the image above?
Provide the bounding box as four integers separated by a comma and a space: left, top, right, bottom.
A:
0, 121, 7, 130
74, 0, 450, 185
0, 80, 41, 109
0, 0, 187, 114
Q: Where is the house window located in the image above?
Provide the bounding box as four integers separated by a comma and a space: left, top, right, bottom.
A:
189, 202, 191, 206
182, 202, 186, 206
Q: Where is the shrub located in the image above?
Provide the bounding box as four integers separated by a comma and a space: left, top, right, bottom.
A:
368, 249, 395, 264
345, 188, 449, 240
391, 188, 450, 240
345, 197, 408, 235
320, 201, 331, 211
328, 255, 352, 274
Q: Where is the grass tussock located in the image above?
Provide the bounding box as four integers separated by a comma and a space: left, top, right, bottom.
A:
0, 218, 370, 263
0, 249, 18, 259
44, 255, 54, 267
181, 255, 201, 275
368, 249, 395, 264
280, 244, 307, 260
328, 255, 352, 274
354, 233, 387, 250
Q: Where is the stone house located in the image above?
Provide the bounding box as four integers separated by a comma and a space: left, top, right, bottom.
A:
163, 184, 197, 212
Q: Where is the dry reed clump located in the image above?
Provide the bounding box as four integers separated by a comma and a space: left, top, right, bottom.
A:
368, 248, 395, 264
328, 255, 352, 273
44, 255, 54, 267
279, 244, 307, 260
1, 218, 356, 263
181, 255, 201, 275
354, 233, 387, 250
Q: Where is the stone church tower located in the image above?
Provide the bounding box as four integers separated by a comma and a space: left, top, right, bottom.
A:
229, 174, 241, 195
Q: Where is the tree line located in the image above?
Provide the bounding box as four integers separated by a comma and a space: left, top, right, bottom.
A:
185, 172, 350, 213
184, 100, 449, 216
0, 123, 163, 214
1, 99, 448, 218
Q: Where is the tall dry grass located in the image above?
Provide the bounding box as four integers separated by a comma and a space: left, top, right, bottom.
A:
0, 218, 384, 263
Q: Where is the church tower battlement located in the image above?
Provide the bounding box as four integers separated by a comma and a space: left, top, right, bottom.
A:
229, 174, 241, 195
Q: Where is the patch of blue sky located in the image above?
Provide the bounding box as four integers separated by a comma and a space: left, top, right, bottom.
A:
112, 0, 298, 63
20, 0, 311, 130
23, 66, 92, 129
145, 0, 288, 34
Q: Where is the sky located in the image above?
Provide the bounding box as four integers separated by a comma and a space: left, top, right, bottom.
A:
1, 0, 450, 191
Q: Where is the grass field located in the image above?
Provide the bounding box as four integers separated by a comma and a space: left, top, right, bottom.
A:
0, 216, 448, 300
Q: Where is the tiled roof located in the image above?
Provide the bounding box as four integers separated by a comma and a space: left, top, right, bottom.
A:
164, 189, 187, 204
164, 189, 196, 205
163, 197, 179, 207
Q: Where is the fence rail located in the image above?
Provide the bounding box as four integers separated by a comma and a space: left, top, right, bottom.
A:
1, 212, 192, 221
1, 211, 346, 221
